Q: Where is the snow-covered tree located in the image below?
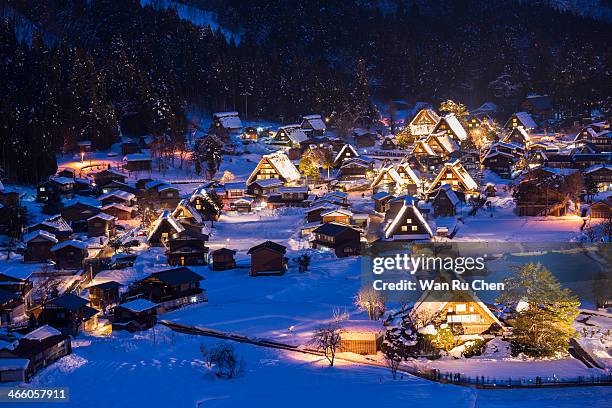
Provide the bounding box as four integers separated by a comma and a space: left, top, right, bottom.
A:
497, 263, 580, 357
355, 287, 385, 320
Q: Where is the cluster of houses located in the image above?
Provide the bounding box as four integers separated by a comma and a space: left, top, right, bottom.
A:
1, 105, 610, 383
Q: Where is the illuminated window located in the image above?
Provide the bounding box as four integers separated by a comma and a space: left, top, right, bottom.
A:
411, 226, 418, 231
456, 304, 466, 312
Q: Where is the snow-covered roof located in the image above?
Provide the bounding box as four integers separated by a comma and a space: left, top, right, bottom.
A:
584, 164, 611, 174
101, 203, 133, 212
23, 229, 58, 244
118, 298, 158, 313
50, 239, 88, 252
173, 199, 203, 224
334, 144, 359, 164
442, 114, 467, 141
302, 114, 326, 131
148, 210, 184, 240
0, 358, 29, 371
123, 153, 151, 162
429, 159, 478, 192
286, 127, 308, 144
213, 112, 242, 129
514, 112, 538, 129
50, 176, 74, 186
88, 212, 115, 222
278, 186, 308, 194
97, 190, 135, 202
259, 152, 301, 183
23, 324, 62, 341
321, 208, 353, 218
252, 178, 285, 188
413, 139, 436, 156
384, 197, 433, 239
435, 184, 460, 206
433, 133, 460, 153
409, 109, 441, 127
338, 320, 384, 341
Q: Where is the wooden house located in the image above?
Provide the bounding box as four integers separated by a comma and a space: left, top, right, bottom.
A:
321, 208, 353, 225
92, 169, 126, 188
371, 164, 420, 195
266, 187, 310, 209
352, 130, 377, 148
23, 230, 58, 263
121, 140, 141, 156
166, 229, 209, 267
172, 199, 204, 227
101, 204, 135, 220
61, 202, 101, 232
585, 164, 612, 192
221, 182, 248, 205
39, 293, 98, 336
210, 248, 236, 271
113, 299, 158, 332
247, 241, 287, 276
11, 325, 71, 380
425, 134, 460, 158
230, 197, 253, 213
380, 136, 397, 150
504, 112, 537, 131
409, 109, 440, 137
148, 210, 185, 247
515, 179, 569, 216
338, 320, 384, 355
412, 138, 437, 158
410, 287, 504, 338
481, 150, 517, 178
97, 190, 136, 207
50, 240, 88, 270
372, 191, 393, 213
311, 223, 361, 257
249, 179, 284, 199
212, 112, 243, 133
88, 281, 121, 311
0, 272, 32, 310
271, 125, 308, 147
304, 203, 338, 224
87, 213, 116, 238
0, 288, 27, 327
333, 144, 360, 168
98, 180, 133, 195
590, 198, 611, 219
427, 159, 478, 196
338, 158, 373, 180
431, 113, 468, 143
144, 180, 180, 209
503, 127, 530, 146
241, 126, 258, 142
247, 152, 301, 187
384, 197, 433, 241
123, 154, 152, 172
301, 114, 326, 136
431, 184, 463, 217
189, 186, 221, 221
132, 267, 206, 312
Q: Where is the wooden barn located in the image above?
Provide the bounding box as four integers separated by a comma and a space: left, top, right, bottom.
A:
23, 230, 58, 263
590, 198, 611, 219
311, 223, 361, 257
247, 241, 287, 276
39, 294, 98, 336
431, 184, 463, 217
88, 281, 121, 311
210, 248, 236, 271
113, 299, 158, 332
50, 240, 88, 270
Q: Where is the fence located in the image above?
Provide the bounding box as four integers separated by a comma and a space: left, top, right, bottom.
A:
423, 369, 612, 388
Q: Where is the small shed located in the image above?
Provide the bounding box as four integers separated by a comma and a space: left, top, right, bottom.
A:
338, 320, 384, 355
247, 241, 287, 276
210, 248, 236, 271
113, 298, 158, 332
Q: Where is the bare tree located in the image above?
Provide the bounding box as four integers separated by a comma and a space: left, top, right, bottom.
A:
355, 287, 385, 320
310, 324, 343, 366
207, 344, 244, 379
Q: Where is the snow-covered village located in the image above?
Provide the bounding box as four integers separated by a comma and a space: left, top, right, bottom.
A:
0, 1, 611, 407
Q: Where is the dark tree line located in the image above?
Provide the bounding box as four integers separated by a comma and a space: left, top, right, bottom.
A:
1, 0, 610, 184
196, 0, 611, 113
1, 0, 371, 183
